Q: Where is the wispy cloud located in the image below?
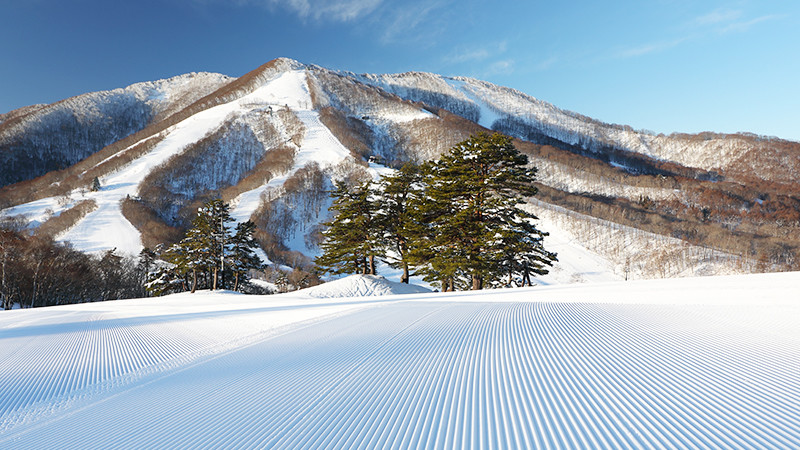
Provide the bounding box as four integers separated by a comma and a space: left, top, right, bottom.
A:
615, 37, 689, 59
689, 7, 782, 34
445, 48, 490, 64
378, 0, 451, 44
533, 56, 558, 71
614, 7, 782, 60
259, 0, 383, 23
444, 41, 507, 64
690, 8, 743, 27
718, 14, 783, 34
486, 59, 515, 75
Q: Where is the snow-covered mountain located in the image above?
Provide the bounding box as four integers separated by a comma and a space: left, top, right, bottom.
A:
1, 57, 798, 282
0, 72, 233, 187
357, 70, 800, 185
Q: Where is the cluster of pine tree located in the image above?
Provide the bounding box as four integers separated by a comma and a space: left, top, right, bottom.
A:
146, 199, 263, 295
315, 133, 557, 291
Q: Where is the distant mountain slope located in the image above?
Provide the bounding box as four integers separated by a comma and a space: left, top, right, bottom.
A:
0, 72, 233, 187
0, 58, 797, 281
358, 71, 800, 187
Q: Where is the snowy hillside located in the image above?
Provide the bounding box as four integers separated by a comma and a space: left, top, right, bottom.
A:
1, 57, 797, 282
0, 72, 232, 187
359, 70, 800, 184
1, 272, 799, 448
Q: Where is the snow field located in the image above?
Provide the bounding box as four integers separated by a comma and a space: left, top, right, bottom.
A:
230, 70, 355, 256
1, 273, 799, 448
0, 291, 371, 435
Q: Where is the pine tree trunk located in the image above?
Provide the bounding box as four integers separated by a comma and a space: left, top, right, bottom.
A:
212, 268, 218, 290
233, 272, 240, 292
401, 262, 409, 284
191, 269, 197, 293
472, 274, 482, 290
368, 255, 375, 275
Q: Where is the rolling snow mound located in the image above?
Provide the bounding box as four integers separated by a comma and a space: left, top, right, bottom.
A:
299, 274, 432, 298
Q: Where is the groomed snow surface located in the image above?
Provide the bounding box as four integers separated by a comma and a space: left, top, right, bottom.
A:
2, 272, 799, 448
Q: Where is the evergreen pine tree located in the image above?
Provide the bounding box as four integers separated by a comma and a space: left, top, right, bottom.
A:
146, 244, 188, 296
375, 163, 423, 283
228, 220, 263, 291
136, 247, 156, 297
315, 181, 381, 276
146, 199, 237, 294
493, 209, 556, 287
190, 199, 234, 290
420, 132, 556, 290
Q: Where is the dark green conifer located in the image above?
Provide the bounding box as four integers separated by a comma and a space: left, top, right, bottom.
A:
228, 220, 262, 291
315, 181, 381, 276
420, 132, 556, 290
375, 163, 423, 283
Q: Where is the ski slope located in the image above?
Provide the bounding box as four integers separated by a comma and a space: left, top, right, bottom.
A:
1, 272, 799, 448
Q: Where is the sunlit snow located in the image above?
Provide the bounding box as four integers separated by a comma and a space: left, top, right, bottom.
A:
1, 272, 799, 448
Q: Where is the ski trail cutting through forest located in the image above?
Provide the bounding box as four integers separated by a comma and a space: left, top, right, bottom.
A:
229, 71, 351, 226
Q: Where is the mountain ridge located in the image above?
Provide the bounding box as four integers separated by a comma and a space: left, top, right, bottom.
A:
1, 57, 798, 281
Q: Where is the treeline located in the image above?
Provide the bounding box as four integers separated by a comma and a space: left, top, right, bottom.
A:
0, 229, 148, 310
535, 184, 799, 269
315, 133, 557, 291
0, 198, 278, 310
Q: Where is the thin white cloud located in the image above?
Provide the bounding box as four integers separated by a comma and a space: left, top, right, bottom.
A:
615, 7, 781, 60
262, 0, 383, 22
378, 1, 450, 44
688, 7, 782, 34
718, 14, 783, 34
487, 59, 515, 75
534, 56, 558, 71
615, 37, 688, 59
444, 41, 507, 64
690, 8, 743, 26
445, 48, 490, 64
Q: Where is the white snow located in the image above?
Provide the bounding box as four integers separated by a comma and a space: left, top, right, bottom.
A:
54, 96, 245, 253
1, 271, 799, 448
446, 78, 503, 129
534, 218, 622, 285
229, 70, 354, 258
365, 70, 785, 179
230, 71, 351, 224
302, 274, 431, 298
525, 199, 753, 281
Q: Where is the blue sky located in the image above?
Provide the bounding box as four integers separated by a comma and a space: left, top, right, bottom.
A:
2, 0, 798, 140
